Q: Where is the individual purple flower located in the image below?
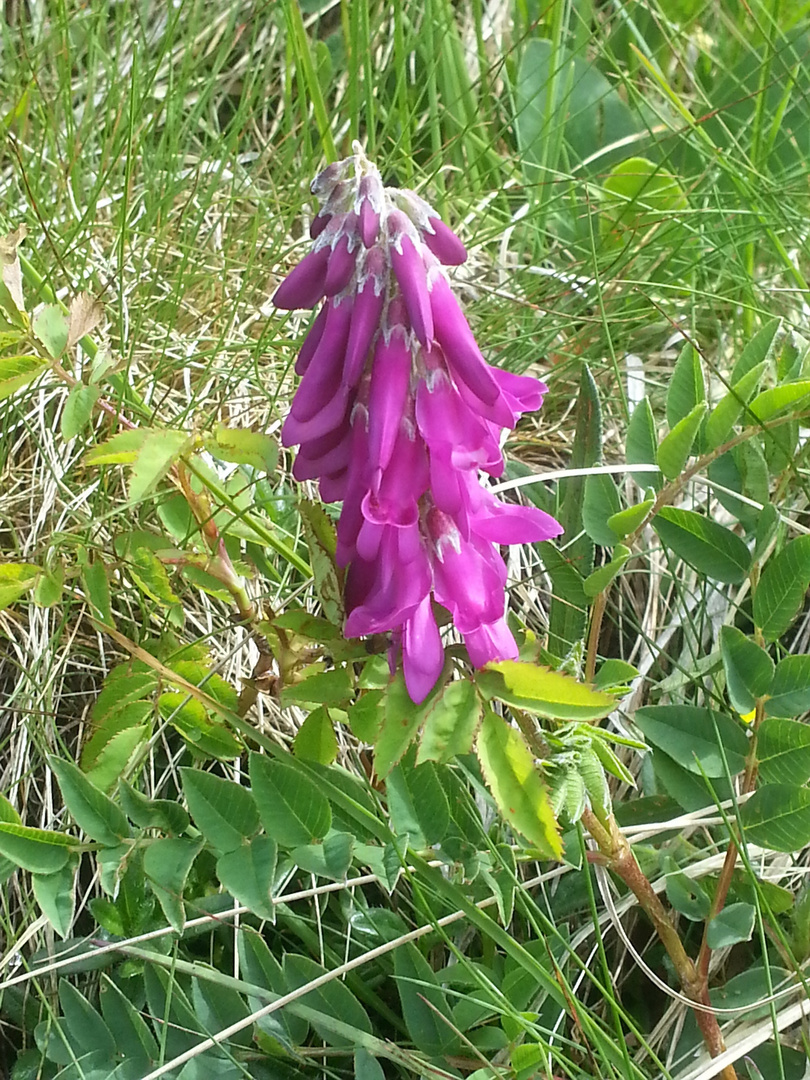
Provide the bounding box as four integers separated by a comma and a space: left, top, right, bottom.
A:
273, 143, 562, 703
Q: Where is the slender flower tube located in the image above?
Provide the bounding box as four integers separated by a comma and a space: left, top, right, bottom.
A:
273, 143, 562, 702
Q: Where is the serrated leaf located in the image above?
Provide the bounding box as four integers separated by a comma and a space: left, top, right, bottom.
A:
281, 666, 353, 706
347, 690, 384, 743
0, 562, 40, 610
582, 472, 621, 546
667, 341, 705, 429
142, 837, 203, 932
753, 535, 810, 641
217, 835, 277, 920
84, 725, 148, 793
81, 555, 114, 625
634, 705, 748, 776
160, 692, 242, 760
417, 679, 482, 764
476, 711, 562, 859
33, 304, 69, 358
652, 507, 751, 584
249, 753, 331, 846
705, 361, 767, 450
294, 706, 339, 764
387, 757, 450, 846
757, 718, 810, 785
477, 660, 615, 722
127, 546, 180, 606
299, 498, 343, 625
81, 698, 153, 771
49, 757, 130, 846
0, 355, 47, 400
129, 430, 191, 503
180, 768, 259, 854
607, 499, 654, 539
84, 428, 150, 465
742, 784, 810, 852
626, 398, 660, 490
204, 424, 277, 472
720, 626, 774, 714
0, 823, 73, 873
374, 669, 430, 777
656, 402, 706, 479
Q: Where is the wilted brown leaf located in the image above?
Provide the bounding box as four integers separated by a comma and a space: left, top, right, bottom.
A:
0, 225, 28, 316
68, 291, 104, 348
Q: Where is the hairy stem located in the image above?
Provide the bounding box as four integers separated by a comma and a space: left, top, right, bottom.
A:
581, 808, 737, 1079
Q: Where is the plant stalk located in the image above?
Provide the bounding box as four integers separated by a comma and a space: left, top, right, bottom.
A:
581, 808, 737, 1079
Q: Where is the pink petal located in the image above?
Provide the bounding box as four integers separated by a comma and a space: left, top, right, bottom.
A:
273, 246, 330, 310
403, 596, 444, 703
368, 329, 412, 473
343, 276, 384, 387
463, 618, 519, 668
423, 217, 467, 266
389, 215, 433, 345
295, 304, 328, 375
324, 235, 357, 297
310, 211, 331, 239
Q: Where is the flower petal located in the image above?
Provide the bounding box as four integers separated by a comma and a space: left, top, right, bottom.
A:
324, 234, 358, 297
463, 618, 518, 668
273, 245, 330, 310
423, 217, 467, 266
403, 596, 444, 703
368, 329, 412, 473
295, 304, 328, 375
389, 214, 433, 345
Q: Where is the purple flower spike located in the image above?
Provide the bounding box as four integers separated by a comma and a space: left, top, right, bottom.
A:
424, 217, 468, 266
273, 142, 562, 702
273, 245, 331, 310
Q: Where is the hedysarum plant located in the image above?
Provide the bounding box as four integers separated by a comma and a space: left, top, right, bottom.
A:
274, 144, 562, 703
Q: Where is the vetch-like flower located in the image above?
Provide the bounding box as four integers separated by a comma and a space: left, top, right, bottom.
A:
274, 143, 562, 703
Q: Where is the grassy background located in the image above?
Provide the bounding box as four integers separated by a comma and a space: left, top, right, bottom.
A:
2, 1, 810, 1078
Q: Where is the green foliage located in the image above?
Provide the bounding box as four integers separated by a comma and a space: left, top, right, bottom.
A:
9, 4, 810, 1079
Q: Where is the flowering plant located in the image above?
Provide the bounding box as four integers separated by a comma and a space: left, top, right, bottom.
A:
274, 145, 561, 702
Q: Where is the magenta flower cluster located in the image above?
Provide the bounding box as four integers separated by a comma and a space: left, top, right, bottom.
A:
274, 145, 562, 703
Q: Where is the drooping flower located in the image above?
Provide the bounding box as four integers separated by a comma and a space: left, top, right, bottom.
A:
274, 143, 562, 703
